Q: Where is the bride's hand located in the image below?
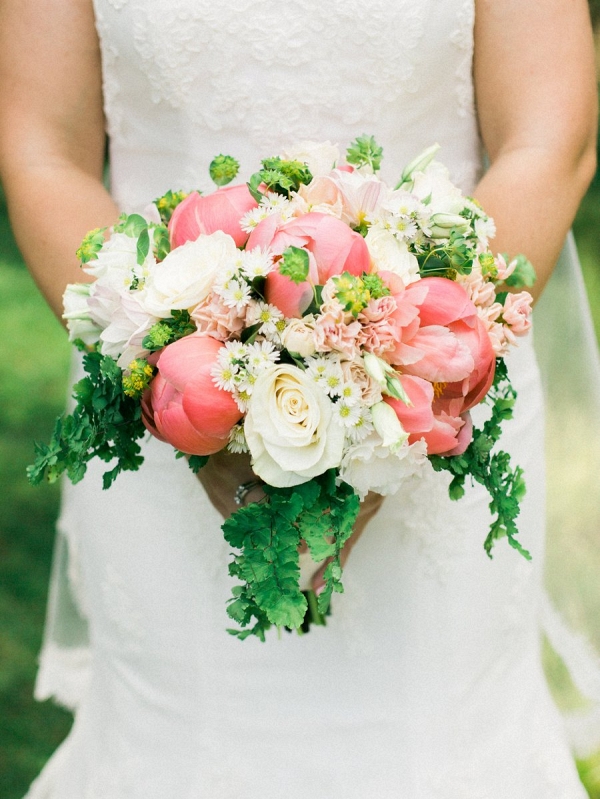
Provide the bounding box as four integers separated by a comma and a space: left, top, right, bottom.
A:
195, 450, 264, 519
197, 452, 384, 594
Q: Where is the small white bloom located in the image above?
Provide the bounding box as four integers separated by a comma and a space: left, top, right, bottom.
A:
218, 278, 252, 312
474, 216, 496, 249
245, 339, 280, 373
246, 300, 285, 339
346, 406, 375, 443
306, 355, 344, 397
280, 316, 317, 357
239, 247, 275, 279
227, 423, 249, 454
240, 205, 273, 233
211, 359, 240, 393
332, 399, 362, 428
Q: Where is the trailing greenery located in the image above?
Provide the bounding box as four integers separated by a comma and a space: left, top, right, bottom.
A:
27, 349, 147, 491
429, 359, 529, 559
223, 471, 359, 641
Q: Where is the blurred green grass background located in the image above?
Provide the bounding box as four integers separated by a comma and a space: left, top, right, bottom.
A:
0, 117, 599, 799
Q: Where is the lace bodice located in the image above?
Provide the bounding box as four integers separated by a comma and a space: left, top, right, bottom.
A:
93, 0, 481, 208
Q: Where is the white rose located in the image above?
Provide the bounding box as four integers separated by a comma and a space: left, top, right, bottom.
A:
62, 283, 102, 345
339, 433, 427, 499
244, 364, 345, 487
365, 227, 420, 286
143, 231, 238, 317
280, 316, 317, 357
281, 140, 340, 177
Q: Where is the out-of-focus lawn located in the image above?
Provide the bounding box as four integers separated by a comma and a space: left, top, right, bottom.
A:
0, 171, 598, 797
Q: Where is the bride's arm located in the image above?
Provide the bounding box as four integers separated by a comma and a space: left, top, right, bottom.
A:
0, 0, 119, 319
473, 0, 597, 300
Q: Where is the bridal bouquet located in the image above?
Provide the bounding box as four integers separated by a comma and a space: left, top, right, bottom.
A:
29, 137, 535, 640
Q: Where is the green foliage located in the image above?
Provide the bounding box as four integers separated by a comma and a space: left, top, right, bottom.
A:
222, 471, 360, 640
429, 359, 530, 560
278, 246, 310, 283
27, 351, 146, 491
142, 310, 196, 351
332, 272, 372, 317
346, 134, 383, 172
153, 189, 190, 225
418, 231, 475, 277
502, 253, 537, 289
209, 154, 240, 187
247, 157, 313, 202
75, 227, 106, 264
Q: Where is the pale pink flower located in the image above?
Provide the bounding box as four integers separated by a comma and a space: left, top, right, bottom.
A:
313, 312, 361, 357
494, 254, 517, 282
191, 292, 245, 341
356, 295, 400, 356
502, 291, 533, 336
340, 359, 383, 406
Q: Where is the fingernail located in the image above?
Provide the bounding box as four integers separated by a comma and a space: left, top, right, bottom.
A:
314, 584, 325, 597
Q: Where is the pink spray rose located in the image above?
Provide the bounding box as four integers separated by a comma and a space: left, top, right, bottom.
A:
142, 335, 242, 455
169, 185, 258, 249
502, 291, 533, 337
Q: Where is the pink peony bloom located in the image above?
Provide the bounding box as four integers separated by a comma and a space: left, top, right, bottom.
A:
264, 251, 319, 319
143, 335, 242, 455
248, 211, 371, 285
384, 374, 470, 456
169, 185, 258, 249
502, 291, 533, 337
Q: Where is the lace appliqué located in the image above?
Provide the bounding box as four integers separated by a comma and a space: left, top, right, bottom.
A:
127, 0, 430, 150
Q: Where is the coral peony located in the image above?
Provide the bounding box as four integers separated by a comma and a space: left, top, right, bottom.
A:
169, 185, 258, 249
143, 335, 242, 455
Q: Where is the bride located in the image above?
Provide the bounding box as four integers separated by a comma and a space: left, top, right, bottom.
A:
0, 0, 598, 796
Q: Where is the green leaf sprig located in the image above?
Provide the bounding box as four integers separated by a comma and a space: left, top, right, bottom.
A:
247, 157, 313, 203
429, 359, 530, 560
222, 470, 360, 641
346, 135, 383, 172
27, 350, 147, 490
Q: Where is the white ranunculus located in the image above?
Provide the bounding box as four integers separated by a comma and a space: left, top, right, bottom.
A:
280, 316, 317, 357
339, 433, 427, 499
62, 283, 102, 345
244, 364, 345, 487
143, 231, 238, 318
411, 161, 464, 215
365, 227, 420, 286
281, 140, 340, 178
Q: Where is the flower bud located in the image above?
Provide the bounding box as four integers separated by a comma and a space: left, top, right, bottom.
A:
371, 401, 409, 452
397, 144, 441, 188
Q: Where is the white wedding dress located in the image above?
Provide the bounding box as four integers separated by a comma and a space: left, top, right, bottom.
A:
25, 1, 592, 796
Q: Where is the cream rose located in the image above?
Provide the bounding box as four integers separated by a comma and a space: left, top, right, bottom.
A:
281, 140, 340, 177
365, 227, 420, 286
244, 364, 344, 487
280, 316, 317, 357
143, 230, 238, 317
